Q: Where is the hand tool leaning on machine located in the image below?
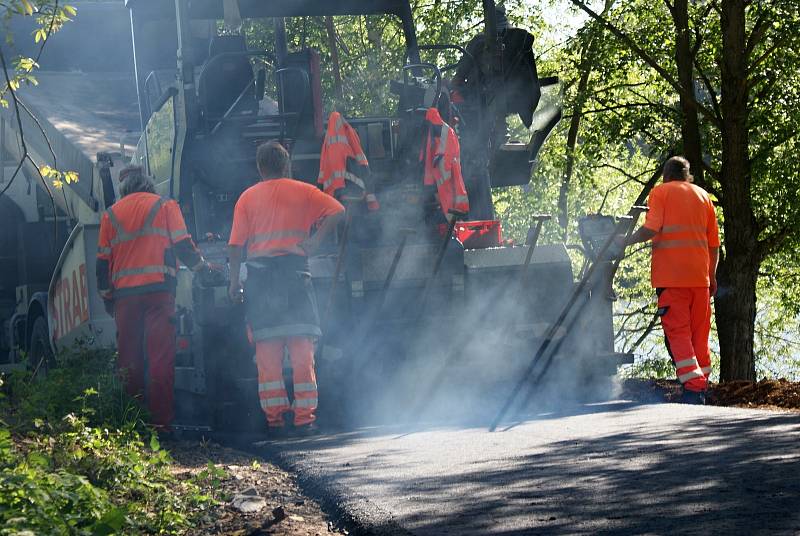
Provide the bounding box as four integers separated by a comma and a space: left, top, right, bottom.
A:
343, 226, 416, 375
406, 214, 552, 421
490, 160, 668, 432
317, 195, 361, 362
418, 208, 469, 314
345, 208, 465, 378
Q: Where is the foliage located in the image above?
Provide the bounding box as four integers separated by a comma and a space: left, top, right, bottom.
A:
0, 345, 217, 535
2, 342, 144, 432
0, 412, 213, 535
1, 0, 79, 189
1, 1, 75, 106
39, 164, 79, 189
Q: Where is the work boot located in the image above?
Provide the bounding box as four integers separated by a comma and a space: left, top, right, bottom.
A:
290, 422, 320, 437
267, 425, 290, 440
680, 389, 706, 405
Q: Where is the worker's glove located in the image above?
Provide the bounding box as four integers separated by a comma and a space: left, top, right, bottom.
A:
197, 261, 226, 287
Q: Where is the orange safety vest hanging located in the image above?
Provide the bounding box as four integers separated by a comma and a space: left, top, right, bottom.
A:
420, 107, 470, 217
97, 193, 189, 291
318, 111, 379, 211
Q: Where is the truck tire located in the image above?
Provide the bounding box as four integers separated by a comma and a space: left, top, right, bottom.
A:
29, 316, 54, 375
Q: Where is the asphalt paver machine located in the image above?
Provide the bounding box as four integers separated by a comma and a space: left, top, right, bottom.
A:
2, 0, 632, 432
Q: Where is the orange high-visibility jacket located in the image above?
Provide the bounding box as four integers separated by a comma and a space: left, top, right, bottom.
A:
318, 111, 379, 210
420, 107, 470, 217
643, 181, 720, 288
229, 178, 345, 258
97, 192, 194, 294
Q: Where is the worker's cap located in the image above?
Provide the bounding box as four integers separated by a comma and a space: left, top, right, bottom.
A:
118, 165, 144, 183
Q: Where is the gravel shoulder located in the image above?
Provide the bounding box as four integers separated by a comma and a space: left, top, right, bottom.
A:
166, 440, 346, 535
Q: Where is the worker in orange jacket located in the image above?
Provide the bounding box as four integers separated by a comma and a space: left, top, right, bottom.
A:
620, 156, 720, 404
318, 111, 379, 211
229, 141, 344, 434
96, 166, 211, 429
420, 107, 470, 218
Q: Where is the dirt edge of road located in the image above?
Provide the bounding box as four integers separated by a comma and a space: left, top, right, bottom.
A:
167, 440, 345, 535
622, 378, 800, 411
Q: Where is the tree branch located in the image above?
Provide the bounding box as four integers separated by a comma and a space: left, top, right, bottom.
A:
693, 61, 722, 120
758, 225, 796, 259
750, 129, 800, 166
569, 0, 721, 127
0, 49, 29, 197
745, 7, 770, 56
749, 38, 786, 74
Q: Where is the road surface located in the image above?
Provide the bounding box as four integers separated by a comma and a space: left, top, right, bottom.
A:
265, 401, 800, 535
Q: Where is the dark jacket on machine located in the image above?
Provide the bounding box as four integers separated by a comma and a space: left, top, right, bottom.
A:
453, 28, 541, 128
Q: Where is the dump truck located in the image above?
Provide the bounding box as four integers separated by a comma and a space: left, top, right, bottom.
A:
1, 0, 631, 432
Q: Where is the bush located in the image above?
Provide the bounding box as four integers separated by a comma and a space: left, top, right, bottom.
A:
2, 342, 146, 433
0, 345, 216, 535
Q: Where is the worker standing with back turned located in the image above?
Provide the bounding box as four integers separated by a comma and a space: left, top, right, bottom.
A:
620, 156, 720, 404
96, 166, 211, 431
228, 141, 344, 435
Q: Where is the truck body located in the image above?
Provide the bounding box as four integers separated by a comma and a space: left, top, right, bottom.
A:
1, 0, 629, 430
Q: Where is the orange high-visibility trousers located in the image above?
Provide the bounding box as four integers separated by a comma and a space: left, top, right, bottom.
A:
255, 336, 318, 427
658, 287, 712, 392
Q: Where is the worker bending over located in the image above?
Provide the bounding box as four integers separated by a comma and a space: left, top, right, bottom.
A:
620, 156, 720, 404
96, 166, 211, 429
228, 141, 344, 434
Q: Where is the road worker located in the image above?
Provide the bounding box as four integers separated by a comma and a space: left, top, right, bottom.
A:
619, 156, 720, 404
228, 141, 344, 435
96, 166, 211, 430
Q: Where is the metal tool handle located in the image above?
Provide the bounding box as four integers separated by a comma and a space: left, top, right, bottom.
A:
520, 215, 552, 289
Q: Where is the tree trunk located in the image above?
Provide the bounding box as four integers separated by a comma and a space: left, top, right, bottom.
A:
558, 48, 593, 240
557, 4, 614, 238
715, 0, 757, 381
670, 0, 706, 188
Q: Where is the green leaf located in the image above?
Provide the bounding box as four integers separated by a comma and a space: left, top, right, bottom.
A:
20, 0, 34, 16
149, 433, 160, 452
95, 507, 127, 534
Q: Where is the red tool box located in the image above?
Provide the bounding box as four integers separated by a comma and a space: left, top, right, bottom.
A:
455, 220, 503, 249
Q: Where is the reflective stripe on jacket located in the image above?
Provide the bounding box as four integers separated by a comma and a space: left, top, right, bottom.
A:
97, 192, 189, 291
420, 107, 470, 217
318, 111, 379, 211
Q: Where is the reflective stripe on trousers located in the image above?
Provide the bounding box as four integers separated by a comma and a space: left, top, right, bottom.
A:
675, 356, 705, 383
